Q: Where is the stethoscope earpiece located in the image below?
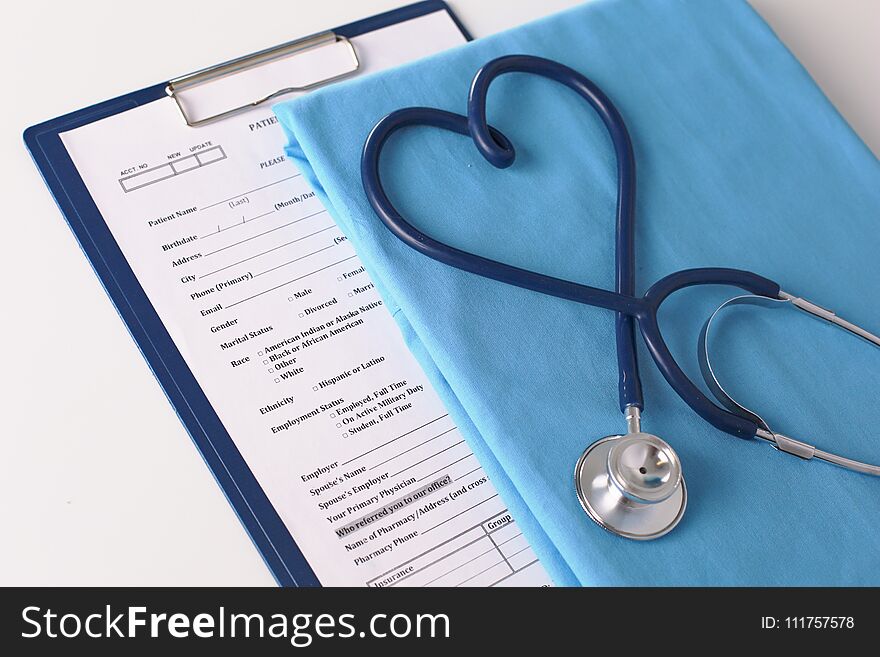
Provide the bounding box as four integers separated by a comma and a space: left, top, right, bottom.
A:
575, 431, 687, 540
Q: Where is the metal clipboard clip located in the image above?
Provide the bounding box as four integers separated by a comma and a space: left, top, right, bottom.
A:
166, 31, 360, 127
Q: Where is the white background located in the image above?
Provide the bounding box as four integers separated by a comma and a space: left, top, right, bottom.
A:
1, 0, 877, 585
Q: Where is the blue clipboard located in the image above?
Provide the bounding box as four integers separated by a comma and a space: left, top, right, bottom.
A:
24, 0, 471, 587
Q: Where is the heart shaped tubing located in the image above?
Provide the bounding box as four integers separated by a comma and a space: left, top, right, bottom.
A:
360, 54, 784, 442
363, 54, 645, 413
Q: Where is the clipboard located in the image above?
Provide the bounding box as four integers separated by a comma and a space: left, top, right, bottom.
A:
24, 0, 471, 587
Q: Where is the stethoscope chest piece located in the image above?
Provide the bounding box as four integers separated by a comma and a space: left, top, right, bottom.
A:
574, 432, 687, 540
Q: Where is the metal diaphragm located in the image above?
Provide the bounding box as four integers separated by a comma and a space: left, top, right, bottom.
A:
574, 432, 687, 540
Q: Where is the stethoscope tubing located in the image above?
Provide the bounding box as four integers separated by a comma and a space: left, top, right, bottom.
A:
361, 55, 781, 442
467, 55, 643, 415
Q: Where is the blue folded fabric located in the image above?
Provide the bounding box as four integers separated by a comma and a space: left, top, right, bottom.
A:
274, 0, 880, 585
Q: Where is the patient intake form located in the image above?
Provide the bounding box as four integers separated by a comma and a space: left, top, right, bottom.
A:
60, 12, 551, 587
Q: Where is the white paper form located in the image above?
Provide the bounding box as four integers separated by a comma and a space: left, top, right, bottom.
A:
61, 11, 552, 587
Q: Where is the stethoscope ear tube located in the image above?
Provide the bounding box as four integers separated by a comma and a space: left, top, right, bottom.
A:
700, 293, 880, 476
637, 268, 780, 441
697, 294, 782, 431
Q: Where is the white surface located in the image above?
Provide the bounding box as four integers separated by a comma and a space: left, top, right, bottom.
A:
1, 0, 877, 586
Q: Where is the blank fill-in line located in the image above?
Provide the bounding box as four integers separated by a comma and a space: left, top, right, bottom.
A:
198, 210, 276, 239
369, 427, 457, 471
422, 494, 499, 535
253, 243, 338, 278
200, 174, 301, 210
453, 465, 482, 482
339, 415, 449, 467
226, 255, 358, 308
489, 560, 539, 587
386, 441, 465, 479
199, 224, 335, 278
368, 512, 509, 585
495, 532, 523, 548
454, 558, 510, 587
200, 210, 328, 260
383, 533, 492, 588
418, 454, 475, 483
504, 545, 533, 562
420, 545, 501, 587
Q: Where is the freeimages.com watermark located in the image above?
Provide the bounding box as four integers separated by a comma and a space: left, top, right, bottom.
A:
21, 605, 450, 647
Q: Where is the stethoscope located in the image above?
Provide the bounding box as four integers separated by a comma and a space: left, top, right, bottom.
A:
360, 55, 880, 540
